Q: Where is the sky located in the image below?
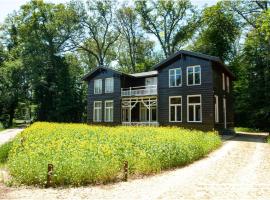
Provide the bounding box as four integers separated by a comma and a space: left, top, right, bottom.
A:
0, 0, 220, 23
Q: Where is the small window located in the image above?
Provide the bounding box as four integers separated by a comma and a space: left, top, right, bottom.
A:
222, 73, 225, 91
169, 96, 182, 122
169, 68, 182, 87
104, 100, 113, 122
226, 76, 229, 92
187, 65, 201, 86
187, 95, 202, 122
215, 95, 219, 123
94, 79, 102, 94
93, 101, 102, 122
105, 78, 114, 93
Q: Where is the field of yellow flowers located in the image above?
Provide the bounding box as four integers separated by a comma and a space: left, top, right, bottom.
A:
8, 122, 221, 186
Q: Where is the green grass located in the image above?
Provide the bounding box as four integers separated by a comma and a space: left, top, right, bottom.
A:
8, 122, 221, 186
235, 127, 261, 133
0, 123, 5, 132
0, 141, 13, 164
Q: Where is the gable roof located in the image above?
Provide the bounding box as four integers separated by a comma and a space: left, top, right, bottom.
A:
153, 50, 235, 78
82, 66, 133, 81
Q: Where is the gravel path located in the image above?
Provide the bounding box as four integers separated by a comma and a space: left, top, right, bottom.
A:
1, 132, 270, 200
0, 128, 24, 146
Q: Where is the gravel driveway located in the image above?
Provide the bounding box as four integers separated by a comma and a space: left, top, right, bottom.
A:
1, 132, 270, 200
0, 128, 24, 146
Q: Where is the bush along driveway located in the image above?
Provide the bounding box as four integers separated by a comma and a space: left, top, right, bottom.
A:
1, 131, 270, 200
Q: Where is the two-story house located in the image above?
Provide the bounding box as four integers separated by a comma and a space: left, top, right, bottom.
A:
82, 50, 235, 131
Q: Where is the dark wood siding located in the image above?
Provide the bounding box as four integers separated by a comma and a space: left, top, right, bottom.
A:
87, 69, 122, 124
157, 54, 215, 131
212, 62, 234, 130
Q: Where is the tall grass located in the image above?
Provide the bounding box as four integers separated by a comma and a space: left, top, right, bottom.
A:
8, 122, 221, 186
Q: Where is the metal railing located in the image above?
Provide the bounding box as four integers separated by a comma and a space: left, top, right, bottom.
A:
121, 85, 157, 97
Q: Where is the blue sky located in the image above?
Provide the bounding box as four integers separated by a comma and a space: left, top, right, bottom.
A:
0, 0, 219, 23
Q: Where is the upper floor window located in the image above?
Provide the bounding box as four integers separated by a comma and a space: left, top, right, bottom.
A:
105, 77, 114, 93
93, 101, 102, 122
104, 100, 113, 122
187, 65, 201, 86
169, 68, 182, 87
222, 73, 225, 91
169, 96, 182, 122
187, 95, 202, 122
94, 79, 102, 94
226, 76, 230, 92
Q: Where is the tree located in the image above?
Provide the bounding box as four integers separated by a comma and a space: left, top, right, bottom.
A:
136, 0, 198, 58
191, 2, 240, 62
1, 0, 85, 122
74, 0, 120, 67
116, 5, 156, 73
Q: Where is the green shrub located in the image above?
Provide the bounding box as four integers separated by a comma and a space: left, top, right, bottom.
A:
0, 141, 13, 164
8, 122, 221, 186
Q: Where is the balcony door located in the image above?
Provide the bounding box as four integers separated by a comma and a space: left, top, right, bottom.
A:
145, 77, 157, 86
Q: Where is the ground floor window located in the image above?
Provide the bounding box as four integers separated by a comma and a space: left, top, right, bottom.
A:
140, 103, 157, 122
104, 100, 113, 122
93, 101, 102, 122
187, 95, 202, 122
169, 96, 182, 122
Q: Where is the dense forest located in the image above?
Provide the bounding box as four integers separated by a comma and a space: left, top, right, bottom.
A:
0, 0, 269, 130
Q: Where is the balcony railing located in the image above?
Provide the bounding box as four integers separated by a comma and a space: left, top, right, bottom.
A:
121, 85, 157, 97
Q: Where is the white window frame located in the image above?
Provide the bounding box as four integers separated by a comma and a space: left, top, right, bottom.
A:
215, 95, 219, 123
187, 95, 202, 123
93, 101, 102, 122
222, 73, 225, 91
104, 100, 114, 122
169, 96, 182, 122
187, 65, 201, 86
169, 68, 182, 87
94, 79, 102, 94
226, 76, 230, 92
105, 77, 114, 93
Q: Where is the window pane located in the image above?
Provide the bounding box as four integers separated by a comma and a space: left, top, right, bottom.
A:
189, 105, 194, 121
195, 66, 200, 73
195, 105, 201, 121
170, 75, 175, 86
170, 106, 175, 121
175, 68, 181, 75
176, 74, 181, 86
151, 108, 157, 121
170, 97, 181, 104
195, 72, 200, 84
189, 96, 200, 104
169, 69, 175, 76
176, 106, 181, 121
188, 68, 193, 85
110, 108, 113, 121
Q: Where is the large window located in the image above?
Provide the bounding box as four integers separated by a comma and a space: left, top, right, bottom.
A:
222, 73, 225, 91
105, 78, 114, 93
187, 65, 201, 86
187, 95, 202, 122
94, 79, 102, 94
93, 101, 102, 122
214, 95, 219, 123
104, 100, 113, 122
169, 96, 182, 122
226, 76, 230, 92
169, 68, 182, 87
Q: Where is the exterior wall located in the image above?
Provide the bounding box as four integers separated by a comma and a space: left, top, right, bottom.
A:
87, 69, 122, 124
157, 55, 215, 131
212, 62, 234, 130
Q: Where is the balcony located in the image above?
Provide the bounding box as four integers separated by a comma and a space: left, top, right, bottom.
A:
121, 85, 157, 97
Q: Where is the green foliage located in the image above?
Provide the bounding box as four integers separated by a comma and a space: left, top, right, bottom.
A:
234, 127, 261, 133
0, 141, 13, 164
192, 2, 240, 62
8, 122, 221, 186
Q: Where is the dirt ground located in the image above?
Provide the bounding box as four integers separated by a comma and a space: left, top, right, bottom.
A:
0, 132, 270, 200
